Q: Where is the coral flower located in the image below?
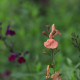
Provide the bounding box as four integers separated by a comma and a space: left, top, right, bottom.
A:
18, 54, 26, 64
6, 25, 16, 36
8, 53, 17, 61
44, 39, 58, 49
49, 24, 61, 39
44, 24, 61, 49
51, 72, 61, 80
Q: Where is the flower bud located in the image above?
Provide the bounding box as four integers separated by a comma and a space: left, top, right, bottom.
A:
42, 31, 48, 37
46, 25, 50, 32
72, 32, 75, 36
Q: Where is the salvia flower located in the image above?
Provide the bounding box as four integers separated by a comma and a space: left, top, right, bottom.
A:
46, 65, 61, 80
0, 71, 11, 79
18, 54, 26, 64
49, 24, 61, 39
51, 72, 61, 80
44, 39, 58, 49
8, 53, 17, 61
6, 25, 16, 36
44, 24, 61, 49
3, 71, 11, 78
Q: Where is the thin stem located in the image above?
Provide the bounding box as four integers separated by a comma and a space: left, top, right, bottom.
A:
3, 38, 11, 49
51, 49, 55, 73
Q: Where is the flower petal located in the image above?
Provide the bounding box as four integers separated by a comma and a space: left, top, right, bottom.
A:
51, 24, 55, 33
49, 24, 55, 39
44, 39, 58, 49
55, 30, 61, 35
51, 72, 61, 80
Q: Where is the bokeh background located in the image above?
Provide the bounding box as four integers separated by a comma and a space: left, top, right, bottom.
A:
0, 0, 80, 80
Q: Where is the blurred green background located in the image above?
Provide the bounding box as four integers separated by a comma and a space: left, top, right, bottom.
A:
0, 0, 80, 80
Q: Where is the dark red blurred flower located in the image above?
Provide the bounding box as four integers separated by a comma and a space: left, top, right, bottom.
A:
4, 71, 11, 78
6, 25, 16, 36
8, 53, 17, 61
10, 49, 14, 53
18, 55, 26, 64
0, 71, 11, 79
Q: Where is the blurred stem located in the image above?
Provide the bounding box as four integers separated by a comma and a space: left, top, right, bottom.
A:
0, 26, 11, 49
3, 37, 11, 49
51, 49, 55, 73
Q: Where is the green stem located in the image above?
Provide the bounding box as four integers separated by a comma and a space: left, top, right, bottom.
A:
51, 49, 55, 73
